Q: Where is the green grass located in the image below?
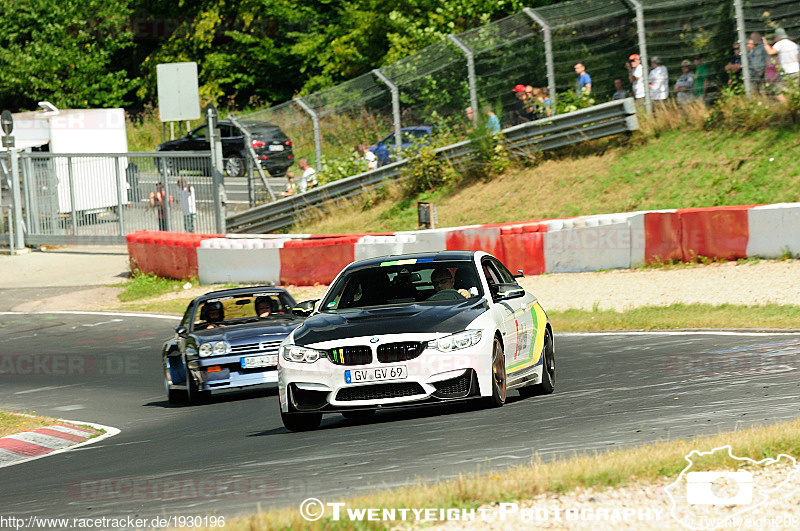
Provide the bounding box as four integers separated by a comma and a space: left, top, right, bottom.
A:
292, 124, 800, 234
117, 272, 198, 302
195, 419, 800, 530
550, 303, 800, 332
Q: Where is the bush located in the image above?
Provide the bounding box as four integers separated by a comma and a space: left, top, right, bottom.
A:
704, 85, 783, 131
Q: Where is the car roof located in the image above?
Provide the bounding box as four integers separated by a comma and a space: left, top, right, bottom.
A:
347, 250, 480, 270
194, 286, 290, 303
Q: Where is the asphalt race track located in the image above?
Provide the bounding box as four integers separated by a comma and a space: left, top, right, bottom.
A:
1, 311, 799, 526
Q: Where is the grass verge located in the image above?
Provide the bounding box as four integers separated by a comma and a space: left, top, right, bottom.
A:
116, 273, 199, 303
0, 411, 54, 438
550, 303, 800, 332
195, 419, 800, 530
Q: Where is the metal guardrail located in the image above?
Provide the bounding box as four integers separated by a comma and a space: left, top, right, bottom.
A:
226, 98, 638, 234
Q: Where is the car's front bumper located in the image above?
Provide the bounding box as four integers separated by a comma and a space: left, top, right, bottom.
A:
278, 335, 493, 413
189, 355, 279, 391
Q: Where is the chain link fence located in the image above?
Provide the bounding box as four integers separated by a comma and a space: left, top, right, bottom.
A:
234, 0, 798, 197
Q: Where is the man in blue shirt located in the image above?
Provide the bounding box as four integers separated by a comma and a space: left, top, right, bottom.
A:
575, 61, 592, 95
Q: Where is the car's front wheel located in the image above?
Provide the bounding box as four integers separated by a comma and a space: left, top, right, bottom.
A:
487, 336, 506, 407
281, 409, 323, 432
519, 328, 555, 398
185, 361, 210, 406
164, 358, 183, 404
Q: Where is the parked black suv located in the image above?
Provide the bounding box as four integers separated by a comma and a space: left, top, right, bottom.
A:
156, 120, 294, 177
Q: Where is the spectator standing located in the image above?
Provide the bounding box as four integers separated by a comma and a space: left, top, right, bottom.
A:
649, 56, 669, 102
358, 142, 378, 170
626, 54, 645, 99
280, 172, 296, 197
673, 60, 695, 104
763, 28, 800, 102
693, 54, 710, 102
149, 182, 170, 231
612, 78, 628, 100
297, 158, 318, 193
748, 32, 768, 94
175, 177, 197, 233
574, 61, 592, 94
483, 105, 501, 135
724, 42, 742, 85
510, 84, 529, 125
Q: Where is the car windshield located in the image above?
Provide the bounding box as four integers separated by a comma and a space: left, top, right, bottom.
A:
192, 291, 296, 330
320, 260, 483, 312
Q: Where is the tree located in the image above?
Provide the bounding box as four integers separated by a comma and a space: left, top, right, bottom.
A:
0, 0, 136, 110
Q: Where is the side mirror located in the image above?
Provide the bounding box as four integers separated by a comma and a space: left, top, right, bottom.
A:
491, 283, 525, 302
174, 325, 188, 337
513, 270, 525, 278
292, 299, 318, 317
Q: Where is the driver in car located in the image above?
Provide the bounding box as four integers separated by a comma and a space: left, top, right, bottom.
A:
430, 268, 471, 299
201, 301, 226, 329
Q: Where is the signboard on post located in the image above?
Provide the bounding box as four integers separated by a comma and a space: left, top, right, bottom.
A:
156, 62, 201, 122
1, 110, 13, 148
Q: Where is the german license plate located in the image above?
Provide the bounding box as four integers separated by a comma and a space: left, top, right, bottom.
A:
268, 145, 284, 151
344, 365, 407, 383
241, 354, 278, 369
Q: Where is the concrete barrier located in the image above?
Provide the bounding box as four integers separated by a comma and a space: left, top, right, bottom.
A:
746, 203, 800, 258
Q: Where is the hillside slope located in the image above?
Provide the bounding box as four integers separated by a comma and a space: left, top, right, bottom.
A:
294, 127, 800, 234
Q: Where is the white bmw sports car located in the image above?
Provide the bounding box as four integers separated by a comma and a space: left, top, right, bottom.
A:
278, 251, 555, 431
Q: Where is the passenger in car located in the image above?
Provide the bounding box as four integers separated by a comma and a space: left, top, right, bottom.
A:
255, 296, 273, 318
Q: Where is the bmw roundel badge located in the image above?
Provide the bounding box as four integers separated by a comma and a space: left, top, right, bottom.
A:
370, 337, 380, 343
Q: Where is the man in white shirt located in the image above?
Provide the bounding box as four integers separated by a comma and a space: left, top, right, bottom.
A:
648, 56, 669, 102
626, 53, 645, 99
175, 177, 197, 233
297, 158, 318, 193
764, 28, 799, 103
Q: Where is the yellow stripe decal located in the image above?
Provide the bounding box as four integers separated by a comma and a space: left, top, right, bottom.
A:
507, 302, 546, 373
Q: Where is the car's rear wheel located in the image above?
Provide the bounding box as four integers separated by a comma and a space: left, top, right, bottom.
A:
519, 328, 555, 398
487, 336, 506, 407
341, 410, 375, 422
225, 155, 245, 177
281, 410, 323, 432
164, 357, 182, 404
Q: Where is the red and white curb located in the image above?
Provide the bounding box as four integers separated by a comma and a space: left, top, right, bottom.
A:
0, 420, 119, 468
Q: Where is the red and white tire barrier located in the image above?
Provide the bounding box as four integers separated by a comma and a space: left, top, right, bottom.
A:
0, 421, 119, 468
126, 202, 800, 286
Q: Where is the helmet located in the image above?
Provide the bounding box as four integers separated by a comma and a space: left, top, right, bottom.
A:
255, 296, 276, 316
200, 301, 225, 322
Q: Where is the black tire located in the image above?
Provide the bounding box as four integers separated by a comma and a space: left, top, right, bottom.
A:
341, 410, 375, 422
164, 354, 183, 404
281, 410, 323, 432
487, 336, 506, 407
519, 328, 555, 398
185, 362, 210, 406
225, 155, 246, 177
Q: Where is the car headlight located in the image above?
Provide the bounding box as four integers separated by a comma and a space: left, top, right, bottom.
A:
428, 330, 482, 352
281, 345, 325, 363
199, 341, 228, 357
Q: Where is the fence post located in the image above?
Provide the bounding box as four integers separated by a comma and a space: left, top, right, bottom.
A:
206, 104, 226, 234
523, 8, 557, 115
294, 98, 323, 173
447, 35, 479, 126
373, 69, 403, 156
733, 0, 752, 97
67, 156, 78, 235
622, 0, 652, 116
114, 156, 125, 236
9, 150, 26, 248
